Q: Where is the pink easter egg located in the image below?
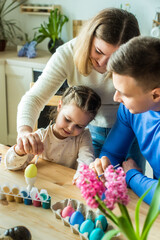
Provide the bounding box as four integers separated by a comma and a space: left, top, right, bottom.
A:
61, 205, 75, 218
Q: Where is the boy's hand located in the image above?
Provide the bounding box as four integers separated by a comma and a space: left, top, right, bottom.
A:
122, 158, 142, 173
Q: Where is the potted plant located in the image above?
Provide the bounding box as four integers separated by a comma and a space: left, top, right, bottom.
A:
34, 8, 69, 54
77, 164, 160, 240
0, 0, 27, 51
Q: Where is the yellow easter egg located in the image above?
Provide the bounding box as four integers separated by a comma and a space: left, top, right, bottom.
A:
24, 164, 37, 178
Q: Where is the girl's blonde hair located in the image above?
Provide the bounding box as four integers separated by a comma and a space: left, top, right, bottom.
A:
49, 85, 101, 121
73, 8, 140, 76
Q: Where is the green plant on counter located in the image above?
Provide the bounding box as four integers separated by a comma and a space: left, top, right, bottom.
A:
34, 8, 69, 53
0, 0, 27, 46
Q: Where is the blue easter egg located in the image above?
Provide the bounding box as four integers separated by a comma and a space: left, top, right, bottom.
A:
69, 211, 84, 226
95, 215, 108, 231
89, 228, 104, 240
79, 219, 94, 235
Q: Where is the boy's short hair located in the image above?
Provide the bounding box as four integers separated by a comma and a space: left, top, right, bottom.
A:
107, 36, 160, 91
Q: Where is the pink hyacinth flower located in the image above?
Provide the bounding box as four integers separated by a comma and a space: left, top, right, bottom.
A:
76, 164, 106, 208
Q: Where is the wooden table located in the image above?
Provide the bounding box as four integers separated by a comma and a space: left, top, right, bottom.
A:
0, 144, 160, 240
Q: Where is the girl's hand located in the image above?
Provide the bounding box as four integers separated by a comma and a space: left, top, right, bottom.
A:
72, 178, 77, 185
14, 144, 26, 156
17, 126, 44, 155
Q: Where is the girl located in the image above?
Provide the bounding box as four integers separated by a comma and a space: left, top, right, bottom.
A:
5, 86, 101, 182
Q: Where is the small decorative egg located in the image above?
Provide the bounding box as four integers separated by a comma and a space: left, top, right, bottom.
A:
4, 226, 32, 240
69, 211, 84, 226
25, 164, 37, 178
89, 228, 104, 240
95, 215, 108, 231
79, 219, 94, 235
61, 205, 75, 218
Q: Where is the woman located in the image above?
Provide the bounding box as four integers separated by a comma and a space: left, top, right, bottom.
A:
16, 8, 145, 171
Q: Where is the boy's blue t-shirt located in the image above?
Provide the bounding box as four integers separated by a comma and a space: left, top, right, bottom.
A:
100, 103, 160, 205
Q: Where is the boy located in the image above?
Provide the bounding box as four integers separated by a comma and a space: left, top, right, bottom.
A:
91, 36, 160, 205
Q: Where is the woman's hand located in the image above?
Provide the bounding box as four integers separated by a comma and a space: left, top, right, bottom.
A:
89, 156, 111, 181
17, 125, 44, 155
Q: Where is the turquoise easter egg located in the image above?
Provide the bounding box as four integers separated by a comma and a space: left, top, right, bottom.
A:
69, 211, 84, 226
79, 219, 94, 235
95, 215, 108, 231
89, 228, 104, 240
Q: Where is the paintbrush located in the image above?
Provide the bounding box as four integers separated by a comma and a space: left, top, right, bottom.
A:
97, 163, 120, 178
35, 120, 52, 164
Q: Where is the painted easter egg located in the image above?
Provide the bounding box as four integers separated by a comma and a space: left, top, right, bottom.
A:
61, 205, 75, 218
79, 219, 94, 235
89, 228, 104, 240
95, 215, 108, 231
69, 211, 84, 226
25, 164, 37, 178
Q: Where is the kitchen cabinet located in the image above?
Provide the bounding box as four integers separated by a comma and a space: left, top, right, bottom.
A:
0, 49, 50, 146
5, 63, 33, 145
0, 60, 7, 145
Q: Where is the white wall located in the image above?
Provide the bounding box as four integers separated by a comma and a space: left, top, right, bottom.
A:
10, 0, 160, 51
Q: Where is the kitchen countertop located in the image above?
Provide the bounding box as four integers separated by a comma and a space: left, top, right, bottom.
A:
0, 48, 51, 70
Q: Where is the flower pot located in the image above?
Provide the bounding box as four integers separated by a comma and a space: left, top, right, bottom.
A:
0, 39, 7, 51
48, 38, 64, 54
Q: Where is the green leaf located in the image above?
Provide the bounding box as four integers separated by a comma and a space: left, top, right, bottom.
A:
135, 184, 153, 237
141, 179, 160, 239
118, 203, 133, 229
0, 0, 27, 42
33, 8, 68, 48
118, 216, 137, 240
95, 195, 119, 226
2, 0, 27, 17
101, 229, 120, 240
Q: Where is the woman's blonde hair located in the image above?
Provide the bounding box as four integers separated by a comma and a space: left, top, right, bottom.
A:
73, 8, 140, 76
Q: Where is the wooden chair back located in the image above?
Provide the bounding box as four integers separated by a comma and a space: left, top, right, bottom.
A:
30, 82, 61, 130
72, 20, 87, 38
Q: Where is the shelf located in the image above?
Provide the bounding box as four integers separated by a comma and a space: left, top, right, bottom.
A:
153, 19, 160, 26
21, 4, 61, 15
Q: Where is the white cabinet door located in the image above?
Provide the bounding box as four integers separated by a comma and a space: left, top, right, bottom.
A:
0, 61, 7, 145
5, 63, 33, 145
